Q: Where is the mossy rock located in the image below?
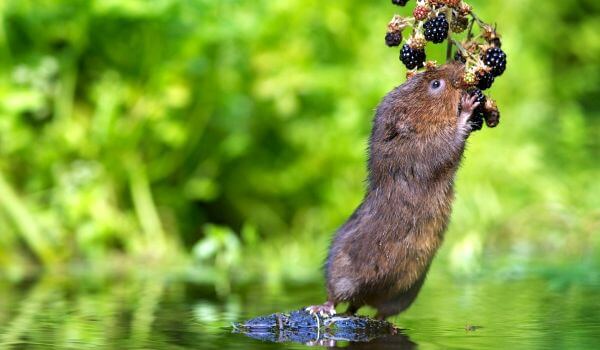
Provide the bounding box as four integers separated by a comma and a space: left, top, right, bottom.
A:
233, 307, 396, 344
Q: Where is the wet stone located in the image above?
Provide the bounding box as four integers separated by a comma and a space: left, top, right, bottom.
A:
232, 307, 396, 344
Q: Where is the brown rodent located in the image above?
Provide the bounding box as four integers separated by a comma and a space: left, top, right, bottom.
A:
307, 62, 480, 319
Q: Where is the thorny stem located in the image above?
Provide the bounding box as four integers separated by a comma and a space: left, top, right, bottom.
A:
451, 38, 479, 67
451, 39, 468, 56
446, 6, 453, 60
469, 11, 487, 27
466, 17, 475, 41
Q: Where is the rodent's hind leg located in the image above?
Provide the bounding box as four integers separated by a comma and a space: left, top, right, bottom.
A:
305, 300, 336, 317
343, 303, 363, 316
458, 93, 481, 134
373, 274, 427, 320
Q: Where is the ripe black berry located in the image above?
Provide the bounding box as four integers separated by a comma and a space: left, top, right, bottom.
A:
476, 71, 495, 90
469, 88, 486, 110
483, 47, 507, 77
385, 32, 402, 47
400, 44, 425, 70
470, 116, 484, 131
392, 0, 410, 6
467, 88, 487, 131
423, 14, 449, 44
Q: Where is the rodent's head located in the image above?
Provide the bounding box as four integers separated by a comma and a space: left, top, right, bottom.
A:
373, 62, 466, 144
369, 62, 468, 183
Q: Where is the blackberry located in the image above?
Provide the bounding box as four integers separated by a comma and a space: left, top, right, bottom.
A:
468, 88, 486, 114
392, 0, 410, 5
385, 31, 402, 47
423, 14, 449, 44
470, 116, 484, 131
476, 71, 495, 90
468, 88, 487, 131
400, 44, 425, 70
483, 47, 507, 77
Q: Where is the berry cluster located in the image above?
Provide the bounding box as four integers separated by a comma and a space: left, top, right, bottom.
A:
385, 0, 507, 130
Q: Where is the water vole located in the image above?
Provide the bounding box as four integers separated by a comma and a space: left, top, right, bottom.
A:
307, 62, 480, 319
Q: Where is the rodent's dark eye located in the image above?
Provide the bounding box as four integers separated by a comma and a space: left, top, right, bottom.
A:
428, 79, 445, 95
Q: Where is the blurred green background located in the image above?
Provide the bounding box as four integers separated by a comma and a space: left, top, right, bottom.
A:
0, 0, 598, 290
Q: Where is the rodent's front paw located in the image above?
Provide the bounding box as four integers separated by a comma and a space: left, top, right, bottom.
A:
459, 94, 480, 121
458, 93, 481, 133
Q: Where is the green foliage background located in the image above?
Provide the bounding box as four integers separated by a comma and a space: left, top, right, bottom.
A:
0, 0, 598, 285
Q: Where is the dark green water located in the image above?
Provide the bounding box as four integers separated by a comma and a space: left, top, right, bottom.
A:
0, 270, 598, 349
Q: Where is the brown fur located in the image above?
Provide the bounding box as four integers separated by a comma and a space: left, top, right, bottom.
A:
323, 62, 473, 319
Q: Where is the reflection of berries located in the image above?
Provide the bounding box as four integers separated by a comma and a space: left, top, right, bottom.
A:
392, 0, 410, 5
424, 14, 449, 43
385, 32, 402, 47
476, 71, 495, 90
400, 44, 425, 69
483, 47, 507, 76
413, 6, 429, 20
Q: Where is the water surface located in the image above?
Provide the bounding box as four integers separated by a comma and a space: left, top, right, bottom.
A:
0, 270, 598, 349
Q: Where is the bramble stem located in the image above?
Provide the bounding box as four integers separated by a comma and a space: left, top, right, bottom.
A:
446, 7, 453, 60
469, 11, 487, 27
467, 17, 475, 40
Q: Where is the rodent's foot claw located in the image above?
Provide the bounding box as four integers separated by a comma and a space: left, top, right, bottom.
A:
305, 302, 336, 317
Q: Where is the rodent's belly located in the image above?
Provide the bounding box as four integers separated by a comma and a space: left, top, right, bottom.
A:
328, 203, 451, 303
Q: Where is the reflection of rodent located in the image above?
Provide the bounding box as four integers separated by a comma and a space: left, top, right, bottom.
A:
308, 62, 480, 319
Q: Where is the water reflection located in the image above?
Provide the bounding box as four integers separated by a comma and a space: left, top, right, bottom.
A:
0, 271, 598, 349
236, 329, 418, 349
342, 333, 417, 350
